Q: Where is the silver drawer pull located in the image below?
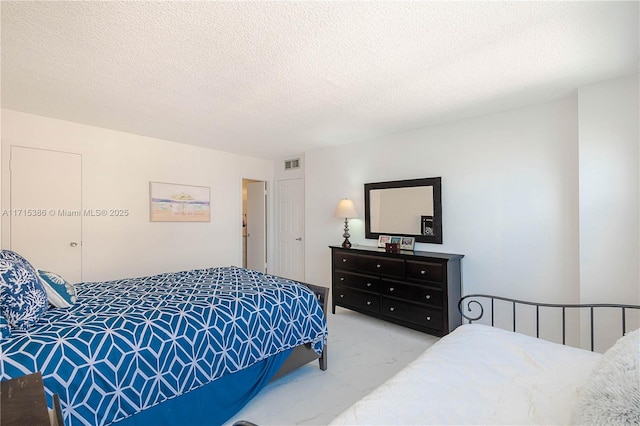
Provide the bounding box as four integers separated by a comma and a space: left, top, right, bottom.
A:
426, 316, 431, 321
389, 307, 395, 312
340, 294, 344, 298
420, 270, 427, 275
389, 287, 395, 292
367, 301, 371, 305
340, 277, 345, 281
425, 294, 431, 299
376, 264, 381, 268
366, 282, 372, 287
342, 259, 347, 263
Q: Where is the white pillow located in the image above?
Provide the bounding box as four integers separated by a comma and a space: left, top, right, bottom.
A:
572, 328, 640, 425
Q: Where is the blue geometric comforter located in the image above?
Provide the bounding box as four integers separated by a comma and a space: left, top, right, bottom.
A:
0, 266, 327, 426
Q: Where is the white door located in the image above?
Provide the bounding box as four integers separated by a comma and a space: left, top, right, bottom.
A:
10, 147, 82, 283
246, 181, 266, 272
274, 178, 305, 281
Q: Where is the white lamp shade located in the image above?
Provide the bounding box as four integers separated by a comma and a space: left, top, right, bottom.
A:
335, 198, 358, 218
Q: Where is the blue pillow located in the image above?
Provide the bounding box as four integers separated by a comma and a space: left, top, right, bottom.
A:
37, 269, 77, 308
0, 250, 49, 329
0, 312, 11, 339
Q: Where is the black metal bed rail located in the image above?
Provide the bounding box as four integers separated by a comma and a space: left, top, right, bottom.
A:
458, 294, 640, 351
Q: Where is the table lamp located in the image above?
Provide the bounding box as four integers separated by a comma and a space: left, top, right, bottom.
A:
334, 198, 358, 248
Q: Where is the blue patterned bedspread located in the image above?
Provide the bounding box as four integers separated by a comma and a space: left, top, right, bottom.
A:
0, 266, 327, 426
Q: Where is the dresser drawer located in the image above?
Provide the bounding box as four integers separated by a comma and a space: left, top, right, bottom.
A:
335, 287, 380, 314
381, 298, 443, 330
333, 251, 359, 270
381, 281, 443, 307
357, 255, 404, 277
406, 260, 444, 284
334, 271, 380, 292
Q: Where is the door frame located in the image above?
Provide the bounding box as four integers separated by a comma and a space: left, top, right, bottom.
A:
242, 178, 268, 272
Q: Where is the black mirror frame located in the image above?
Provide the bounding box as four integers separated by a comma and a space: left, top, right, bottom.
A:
364, 177, 442, 244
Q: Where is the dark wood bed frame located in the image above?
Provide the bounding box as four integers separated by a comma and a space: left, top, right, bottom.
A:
270, 282, 329, 380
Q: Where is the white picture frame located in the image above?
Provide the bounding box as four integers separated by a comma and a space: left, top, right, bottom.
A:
377, 235, 391, 248
400, 236, 415, 250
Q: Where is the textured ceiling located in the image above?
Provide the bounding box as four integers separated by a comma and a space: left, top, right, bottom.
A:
2, 1, 638, 160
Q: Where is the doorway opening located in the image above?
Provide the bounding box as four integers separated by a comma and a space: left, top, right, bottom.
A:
242, 179, 267, 272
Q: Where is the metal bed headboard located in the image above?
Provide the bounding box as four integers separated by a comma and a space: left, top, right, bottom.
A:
458, 294, 640, 351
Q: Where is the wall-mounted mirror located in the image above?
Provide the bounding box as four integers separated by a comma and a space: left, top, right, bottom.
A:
365, 177, 442, 244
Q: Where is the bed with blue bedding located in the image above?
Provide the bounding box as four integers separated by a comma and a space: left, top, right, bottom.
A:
0, 260, 328, 426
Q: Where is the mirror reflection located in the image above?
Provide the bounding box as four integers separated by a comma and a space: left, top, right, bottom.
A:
369, 186, 433, 235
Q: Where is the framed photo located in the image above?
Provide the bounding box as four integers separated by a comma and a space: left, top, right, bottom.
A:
422, 215, 435, 236
150, 181, 211, 222
400, 236, 415, 250
377, 235, 391, 248
390, 236, 401, 245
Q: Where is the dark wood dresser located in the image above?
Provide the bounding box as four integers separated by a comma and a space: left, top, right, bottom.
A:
330, 245, 464, 337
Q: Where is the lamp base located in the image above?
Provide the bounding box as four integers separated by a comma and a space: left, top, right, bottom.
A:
341, 218, 352, 248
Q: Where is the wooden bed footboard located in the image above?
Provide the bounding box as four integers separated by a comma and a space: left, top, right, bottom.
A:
271, 282, 329, 381
303, 282, 329, 370
459, 294, 640, 351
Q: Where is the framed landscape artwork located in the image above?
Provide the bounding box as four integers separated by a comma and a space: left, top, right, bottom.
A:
150, 182, 210, 222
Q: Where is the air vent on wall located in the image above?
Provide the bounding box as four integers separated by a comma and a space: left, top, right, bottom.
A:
284, 158, 300, 170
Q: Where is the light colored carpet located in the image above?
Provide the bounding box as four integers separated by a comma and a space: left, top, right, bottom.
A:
226, 308, 439, 426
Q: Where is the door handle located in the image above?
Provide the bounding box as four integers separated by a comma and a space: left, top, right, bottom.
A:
295, 237, 302, 241
69, 242, 78, 247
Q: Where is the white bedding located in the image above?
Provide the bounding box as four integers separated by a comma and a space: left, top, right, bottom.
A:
330, 324, 602, 425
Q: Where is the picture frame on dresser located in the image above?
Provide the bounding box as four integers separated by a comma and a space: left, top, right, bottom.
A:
400, 237, 415, 250
377, 235, 391, 248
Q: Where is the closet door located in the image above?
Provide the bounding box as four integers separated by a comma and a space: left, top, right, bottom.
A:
274, 178, 305, 282
10, 146, 82, 282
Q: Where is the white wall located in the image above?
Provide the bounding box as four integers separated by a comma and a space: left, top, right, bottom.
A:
0, 114, 2, 245
305, 74, 639, 349
274, 153, 305, 181
306, 96, 581, 304
3, 73, 637, 319
1, 109, 273, 281
578, 74, 640, 306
